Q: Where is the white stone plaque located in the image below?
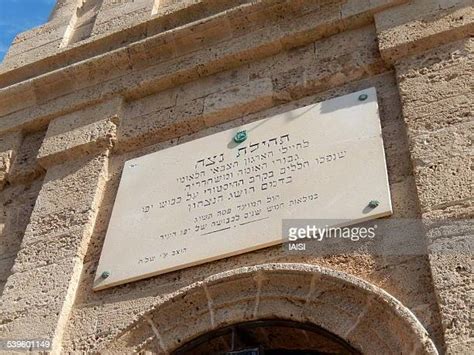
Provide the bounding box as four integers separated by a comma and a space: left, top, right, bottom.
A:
94, 88, 392, 290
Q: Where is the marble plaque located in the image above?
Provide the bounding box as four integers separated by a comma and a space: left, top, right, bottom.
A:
94, 88, 392, 290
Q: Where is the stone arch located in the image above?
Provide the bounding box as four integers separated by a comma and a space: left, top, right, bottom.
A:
107, 263, 438, 354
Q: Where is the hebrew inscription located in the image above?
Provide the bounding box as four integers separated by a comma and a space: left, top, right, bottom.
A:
95, 88, 392, 289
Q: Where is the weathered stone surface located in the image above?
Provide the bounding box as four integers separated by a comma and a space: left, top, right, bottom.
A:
0, 257, 82, 343
0, 132, 22, 189
375, 0, 473, 62
22, 153, 108, 246
38, 98, 122, 167
8, 130, 46, 185
0, 179, 43, 259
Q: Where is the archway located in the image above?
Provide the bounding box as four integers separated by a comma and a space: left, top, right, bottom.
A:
107, 263, 438, 354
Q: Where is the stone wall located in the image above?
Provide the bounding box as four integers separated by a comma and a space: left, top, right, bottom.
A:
0, 0, 471, 353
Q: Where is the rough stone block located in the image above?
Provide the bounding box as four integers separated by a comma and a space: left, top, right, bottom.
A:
22, 153, 108, 246
409, 121, 473, 166
176, 67, 249, 105
203, 78, 274, 127
8, 131, 46, 185
402, 93, 473, 134
0, 257, 82, 344
4, 22, 68, 59
0, 132, 22, 189
0, 82, 36, 118
125, 89, 177, 120
398, 57, 473, 108
414, 156, 472, 211
1, 39, 63, 73
126, 35, 177, 71
38, 98, 122, 168
388, 176, 421, 218
94, 0, 154, 27
12, 226, 89, 273
428, 240, 473, 344
172, 16, 233, 57
376, 1, 473, 62
118, 97, 205, 151
0, 257, 80, 315
422, 199, 473, 220
0, 180, 42, 258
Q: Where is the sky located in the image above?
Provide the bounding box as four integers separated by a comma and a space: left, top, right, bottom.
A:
0, 0, 56, 61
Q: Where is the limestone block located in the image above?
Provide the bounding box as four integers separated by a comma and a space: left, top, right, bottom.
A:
382, 120, 413, 183
346, 302, 418, 353
414, 156, 472, 211
176, 67, 249, 105
389, 176, 422, 218
428, 237, 473, 344
8, 131, 46, 185
396, 36, 472, 77
0, 257, 82, 340
126, 35, 177, 71
0, 132, 22, 190
147, 287, 212, 350
422, 200, 473, 220
0, 82, 36, 118
24, 209, 98, 250
373, 256, 445, 347
203, 78, 274, 127
4, 23, 68, 59
375, 0, 473, 62
1, 39, 64, 73
446, 340, 474, 354
93, 0, 154, 36
32, 68, 79, 105
38, 98, 122, 168
397, 57, 473, 109
12, 226, 89, 274
118, 97, 205, 151
401, 93, 473, 134
428, 236, 473, 289
341, 0, 406, 18
1, 20, 66, 73
125, 89, 177, 120
0, 179, 42, 259
172, 16, 233, 57
269, 26, 386, 99
22, 153, 108, 246
99, 318, 158, 353
409, 121, 473, 166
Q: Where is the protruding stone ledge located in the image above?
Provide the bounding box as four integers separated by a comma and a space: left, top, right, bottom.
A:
37, 98, 123, 169
375, 0, 473, 63
0, 0, 405, 128
0, 0, 270, 88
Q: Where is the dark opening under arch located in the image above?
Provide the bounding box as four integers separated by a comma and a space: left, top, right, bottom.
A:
173, 319, 361, 355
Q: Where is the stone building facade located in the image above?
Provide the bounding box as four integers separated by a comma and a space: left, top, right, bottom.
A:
0, 0, 472, 353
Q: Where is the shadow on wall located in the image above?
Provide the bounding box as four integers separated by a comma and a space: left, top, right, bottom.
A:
0, 131, 46, 297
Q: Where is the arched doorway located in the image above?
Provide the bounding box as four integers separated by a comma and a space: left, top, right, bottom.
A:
173, 319, 360, 354
106, 263, 437, 354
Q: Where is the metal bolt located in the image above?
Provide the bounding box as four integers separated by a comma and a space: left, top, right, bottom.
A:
358, 93, 368, 101
368, 200, 379, 209
101, 271, 111, 279
234, 130, 248, 143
